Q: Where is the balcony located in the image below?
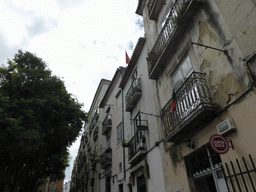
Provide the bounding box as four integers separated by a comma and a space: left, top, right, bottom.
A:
101, 149, 112, 169
147, 0, 202, 79
87, 141, 91, 152
83, 165, 89, 175
91, 111, 99, 123
90, 154, 97, 169
128, 130, 147, 165
93, 127, 98, 141
135, 120, 148, 131
162, 72, 218, 142
125, 78, 142, 112
89, 123, 94, 134
102, 114, 112, 135
147, 0, 165, 20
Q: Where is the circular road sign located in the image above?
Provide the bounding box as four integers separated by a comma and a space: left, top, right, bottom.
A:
209, 134, 229, 154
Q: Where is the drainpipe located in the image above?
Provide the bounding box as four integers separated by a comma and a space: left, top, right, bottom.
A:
155, 80, 169, 151
122, 88, 126, 180
119, 69, 126, 181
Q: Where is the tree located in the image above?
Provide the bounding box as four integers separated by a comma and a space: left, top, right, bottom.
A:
0, 50, 86, 192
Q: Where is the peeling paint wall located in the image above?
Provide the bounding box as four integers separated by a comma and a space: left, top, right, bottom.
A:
140, 0, 256, 191
142, 0, 256, 191
214, 0, 256, 57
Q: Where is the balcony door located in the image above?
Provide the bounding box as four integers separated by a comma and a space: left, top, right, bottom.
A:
133, 113, 145, 150
185, 144, 229, 192
134, 113, 142, 133
137, 175, 147, 192
172, 56, 193, 90
106, 176, 111, 192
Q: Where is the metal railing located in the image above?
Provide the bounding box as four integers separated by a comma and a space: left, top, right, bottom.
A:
147, 0, 191, 74
162, 72, 215, 135
101, 149, 112, 168
125, 78, 142, 107
223, 154, 256, 191
135, 120, 148, 130
128, 130, 146, 160
91, 111, 99, 123
102, 114, 112, 134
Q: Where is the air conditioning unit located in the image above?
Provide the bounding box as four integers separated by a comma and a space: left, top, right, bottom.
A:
216, 118, 236, 136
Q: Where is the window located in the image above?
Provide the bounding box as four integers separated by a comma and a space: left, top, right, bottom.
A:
158, 2, 174, 32
118, 184, 123, 192
107, 136, 111, 148
106, 176, 111, 192
131, 69, 137, 84
172, 56, 193, 90
119, 162, 122, 173
116, 122, 123, 145
115, 89, 122, 109
134, 112, 142, 133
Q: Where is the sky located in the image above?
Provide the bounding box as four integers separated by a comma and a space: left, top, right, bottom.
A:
0, 0, 144, 183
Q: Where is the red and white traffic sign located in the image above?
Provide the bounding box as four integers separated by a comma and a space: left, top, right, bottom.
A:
209, 134, 233, 154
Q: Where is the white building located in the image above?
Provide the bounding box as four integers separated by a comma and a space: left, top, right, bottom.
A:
99, 67, 126, 192
120, 37, 165, 192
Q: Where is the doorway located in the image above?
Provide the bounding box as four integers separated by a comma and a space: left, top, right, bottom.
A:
137, 175, 147, 192
185, 144, 228, 192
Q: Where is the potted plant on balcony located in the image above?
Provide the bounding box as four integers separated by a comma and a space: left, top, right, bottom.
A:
122, 140, 130, 148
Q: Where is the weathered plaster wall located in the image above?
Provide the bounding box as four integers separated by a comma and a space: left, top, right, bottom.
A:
214, 0, 256, 57
149, 0, 255, 191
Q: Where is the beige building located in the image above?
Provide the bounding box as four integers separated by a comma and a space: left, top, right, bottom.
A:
136, 0, 256, 191
99, 67, 126, 192
71, 79, 110, 192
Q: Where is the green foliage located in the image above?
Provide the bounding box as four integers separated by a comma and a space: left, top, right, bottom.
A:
0, 50, 86, 192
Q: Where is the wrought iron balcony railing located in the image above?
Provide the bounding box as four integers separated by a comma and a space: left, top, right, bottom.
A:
91, 111, 99, 123
147, 0, 165, 20
89, 123, 94, 134
102, 114, 112, 135
101, 149, 112, 169
125, 78, 142, 112
147, 0, 201, 79
135, 120, 148, 130
128, 130, 147, 164
162, 72, 218, 142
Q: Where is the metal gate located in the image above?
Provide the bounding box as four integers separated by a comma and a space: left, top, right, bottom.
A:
222, 154, 256, 192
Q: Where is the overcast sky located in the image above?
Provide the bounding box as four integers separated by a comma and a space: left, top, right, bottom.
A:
0, 0, 144, 183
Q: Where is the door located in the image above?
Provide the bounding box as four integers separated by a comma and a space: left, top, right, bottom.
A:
137, 175, 147, 192
185, 144, 229, 192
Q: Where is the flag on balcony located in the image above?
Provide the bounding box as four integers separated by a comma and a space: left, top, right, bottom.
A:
126, 51, 130, 64
169, 90, 177, 113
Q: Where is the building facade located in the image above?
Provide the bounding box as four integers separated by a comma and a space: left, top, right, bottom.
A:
71, 79, 110, 192
99, 67, 126, 192
136, 0, 256, 191
119, 37, 165, 192
71, 0, 256, 191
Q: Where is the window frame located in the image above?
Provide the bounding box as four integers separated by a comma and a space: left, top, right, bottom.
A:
116, 122, 123, 145
171, 55, 193, 91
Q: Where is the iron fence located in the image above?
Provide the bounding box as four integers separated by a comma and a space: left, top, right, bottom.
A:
222, 154, 256, 192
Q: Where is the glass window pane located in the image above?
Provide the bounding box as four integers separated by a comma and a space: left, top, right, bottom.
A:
173, 70, 183, 89
181, 57, 192, 78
